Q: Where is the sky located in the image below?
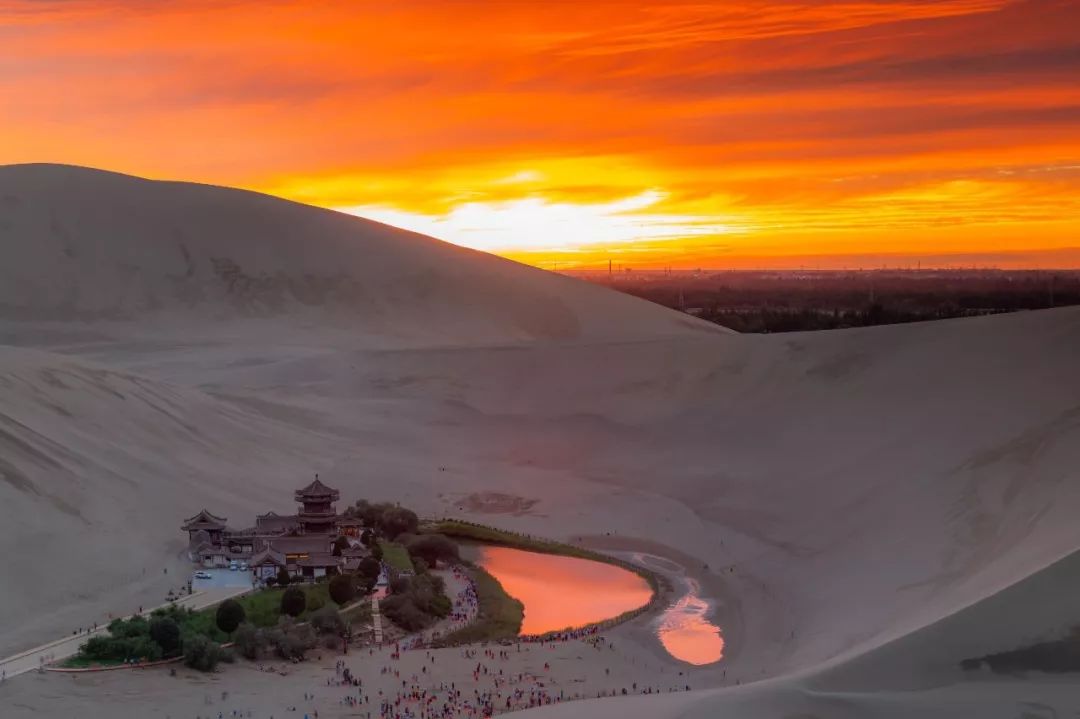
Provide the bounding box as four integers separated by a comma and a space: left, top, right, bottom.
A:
1, 0, 1078, 269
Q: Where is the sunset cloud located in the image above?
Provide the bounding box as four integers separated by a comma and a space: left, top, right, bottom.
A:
1, 0, 1077, 267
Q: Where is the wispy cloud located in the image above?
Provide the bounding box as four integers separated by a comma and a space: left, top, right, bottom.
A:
1, 0, 1078, 266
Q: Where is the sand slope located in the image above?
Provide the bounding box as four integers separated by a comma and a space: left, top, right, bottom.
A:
0, 163, 722, 346
1, 164, 1079, 717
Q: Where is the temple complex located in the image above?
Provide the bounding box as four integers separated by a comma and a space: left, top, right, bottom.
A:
181, 475, 369, 582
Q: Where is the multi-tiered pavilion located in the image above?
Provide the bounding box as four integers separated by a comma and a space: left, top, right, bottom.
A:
182, 475, 369, 582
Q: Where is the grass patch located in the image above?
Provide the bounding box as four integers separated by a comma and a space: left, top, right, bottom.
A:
203, 583, 333, 631
341, 599, 373, 627
59, 655, 128, 669
431, 563, 523, 647
379, 540, 415, 573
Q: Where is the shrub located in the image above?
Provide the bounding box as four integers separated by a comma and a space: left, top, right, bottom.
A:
183, 634, 223, 672
281, 587, 306, 617
381, 595, 431, 632
233, 623, 260, 660
309, 605, 346, 636
81, 636, 116, 660
332, 536, 349, 556
216, 599, 246, 636
265, 577, 277, 587
266, 620, 316, 660
109, 615, 149, 639
129, 635, 164, 662
277, 566, 291, 587
328, 574, 356, 606
406, 534, 459, 568
149, 616, 181, 656
380, 573, 452, 631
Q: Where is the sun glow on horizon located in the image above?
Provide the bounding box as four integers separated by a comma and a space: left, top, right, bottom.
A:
341, 188, 740, 255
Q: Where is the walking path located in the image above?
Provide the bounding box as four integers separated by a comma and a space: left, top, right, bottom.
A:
0, 586, 249, 681
372, 594, 383, 644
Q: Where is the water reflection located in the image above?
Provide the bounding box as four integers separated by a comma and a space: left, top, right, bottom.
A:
475, 546, 652, 634
656, 577, 723, 665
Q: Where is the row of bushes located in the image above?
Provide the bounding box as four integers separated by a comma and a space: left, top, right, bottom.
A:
231, 608, 346, 661
79, 604, 237, 670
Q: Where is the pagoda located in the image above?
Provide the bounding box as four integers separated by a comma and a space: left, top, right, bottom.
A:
295, 475, 340, 536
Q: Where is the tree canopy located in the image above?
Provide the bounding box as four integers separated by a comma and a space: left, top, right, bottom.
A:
216, 599, 246, 636
148, 616, 181, 656
281, 586, 306, 617
328, 574, 356, 606
406, 534, 459, 568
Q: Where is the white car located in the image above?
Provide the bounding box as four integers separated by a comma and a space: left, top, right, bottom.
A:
194, 571, 212, 579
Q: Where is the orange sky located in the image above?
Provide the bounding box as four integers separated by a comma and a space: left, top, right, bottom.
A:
2, 0, 1078, 268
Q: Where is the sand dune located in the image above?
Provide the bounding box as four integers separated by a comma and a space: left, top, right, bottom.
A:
1, 164, 1078, 717
0, 163, 722, 346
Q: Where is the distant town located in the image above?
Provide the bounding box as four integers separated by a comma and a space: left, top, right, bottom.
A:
570, 268, 1080, 333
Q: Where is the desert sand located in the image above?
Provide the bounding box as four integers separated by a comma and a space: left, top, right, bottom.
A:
1, 164, 1079, 717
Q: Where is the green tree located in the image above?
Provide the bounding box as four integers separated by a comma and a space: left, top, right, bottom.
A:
406, 534, 459, 568
148, 616, 181, 656
215, 599, 246, 636
281, 586, 306, 617
380, 506, 419, 539
328, 574, 356, 606
332, 536, 349, 557
356, 556, 382, 593
276, 566, 291, 587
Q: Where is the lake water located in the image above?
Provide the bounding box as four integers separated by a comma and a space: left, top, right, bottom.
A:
474, 546, 653, 634
655, 576, 724, 665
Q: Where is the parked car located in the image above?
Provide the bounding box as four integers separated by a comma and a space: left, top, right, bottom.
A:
239, 561, 248, 571
228, 560, 239, 571
194, 570, 212, 579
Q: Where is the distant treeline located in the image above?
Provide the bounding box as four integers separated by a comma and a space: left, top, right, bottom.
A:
962, 627, 1080, 674
583, 270, 1080, 333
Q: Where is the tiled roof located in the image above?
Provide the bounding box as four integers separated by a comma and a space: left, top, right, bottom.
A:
182, 509, 227, 530
296, 552, 341, 568
250, 547, 287, 567
295, 476, 340, 500
266, 536, 331, 555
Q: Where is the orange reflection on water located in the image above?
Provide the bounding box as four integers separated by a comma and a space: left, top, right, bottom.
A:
476, 546, 652, 635
657, 587, 724, 665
